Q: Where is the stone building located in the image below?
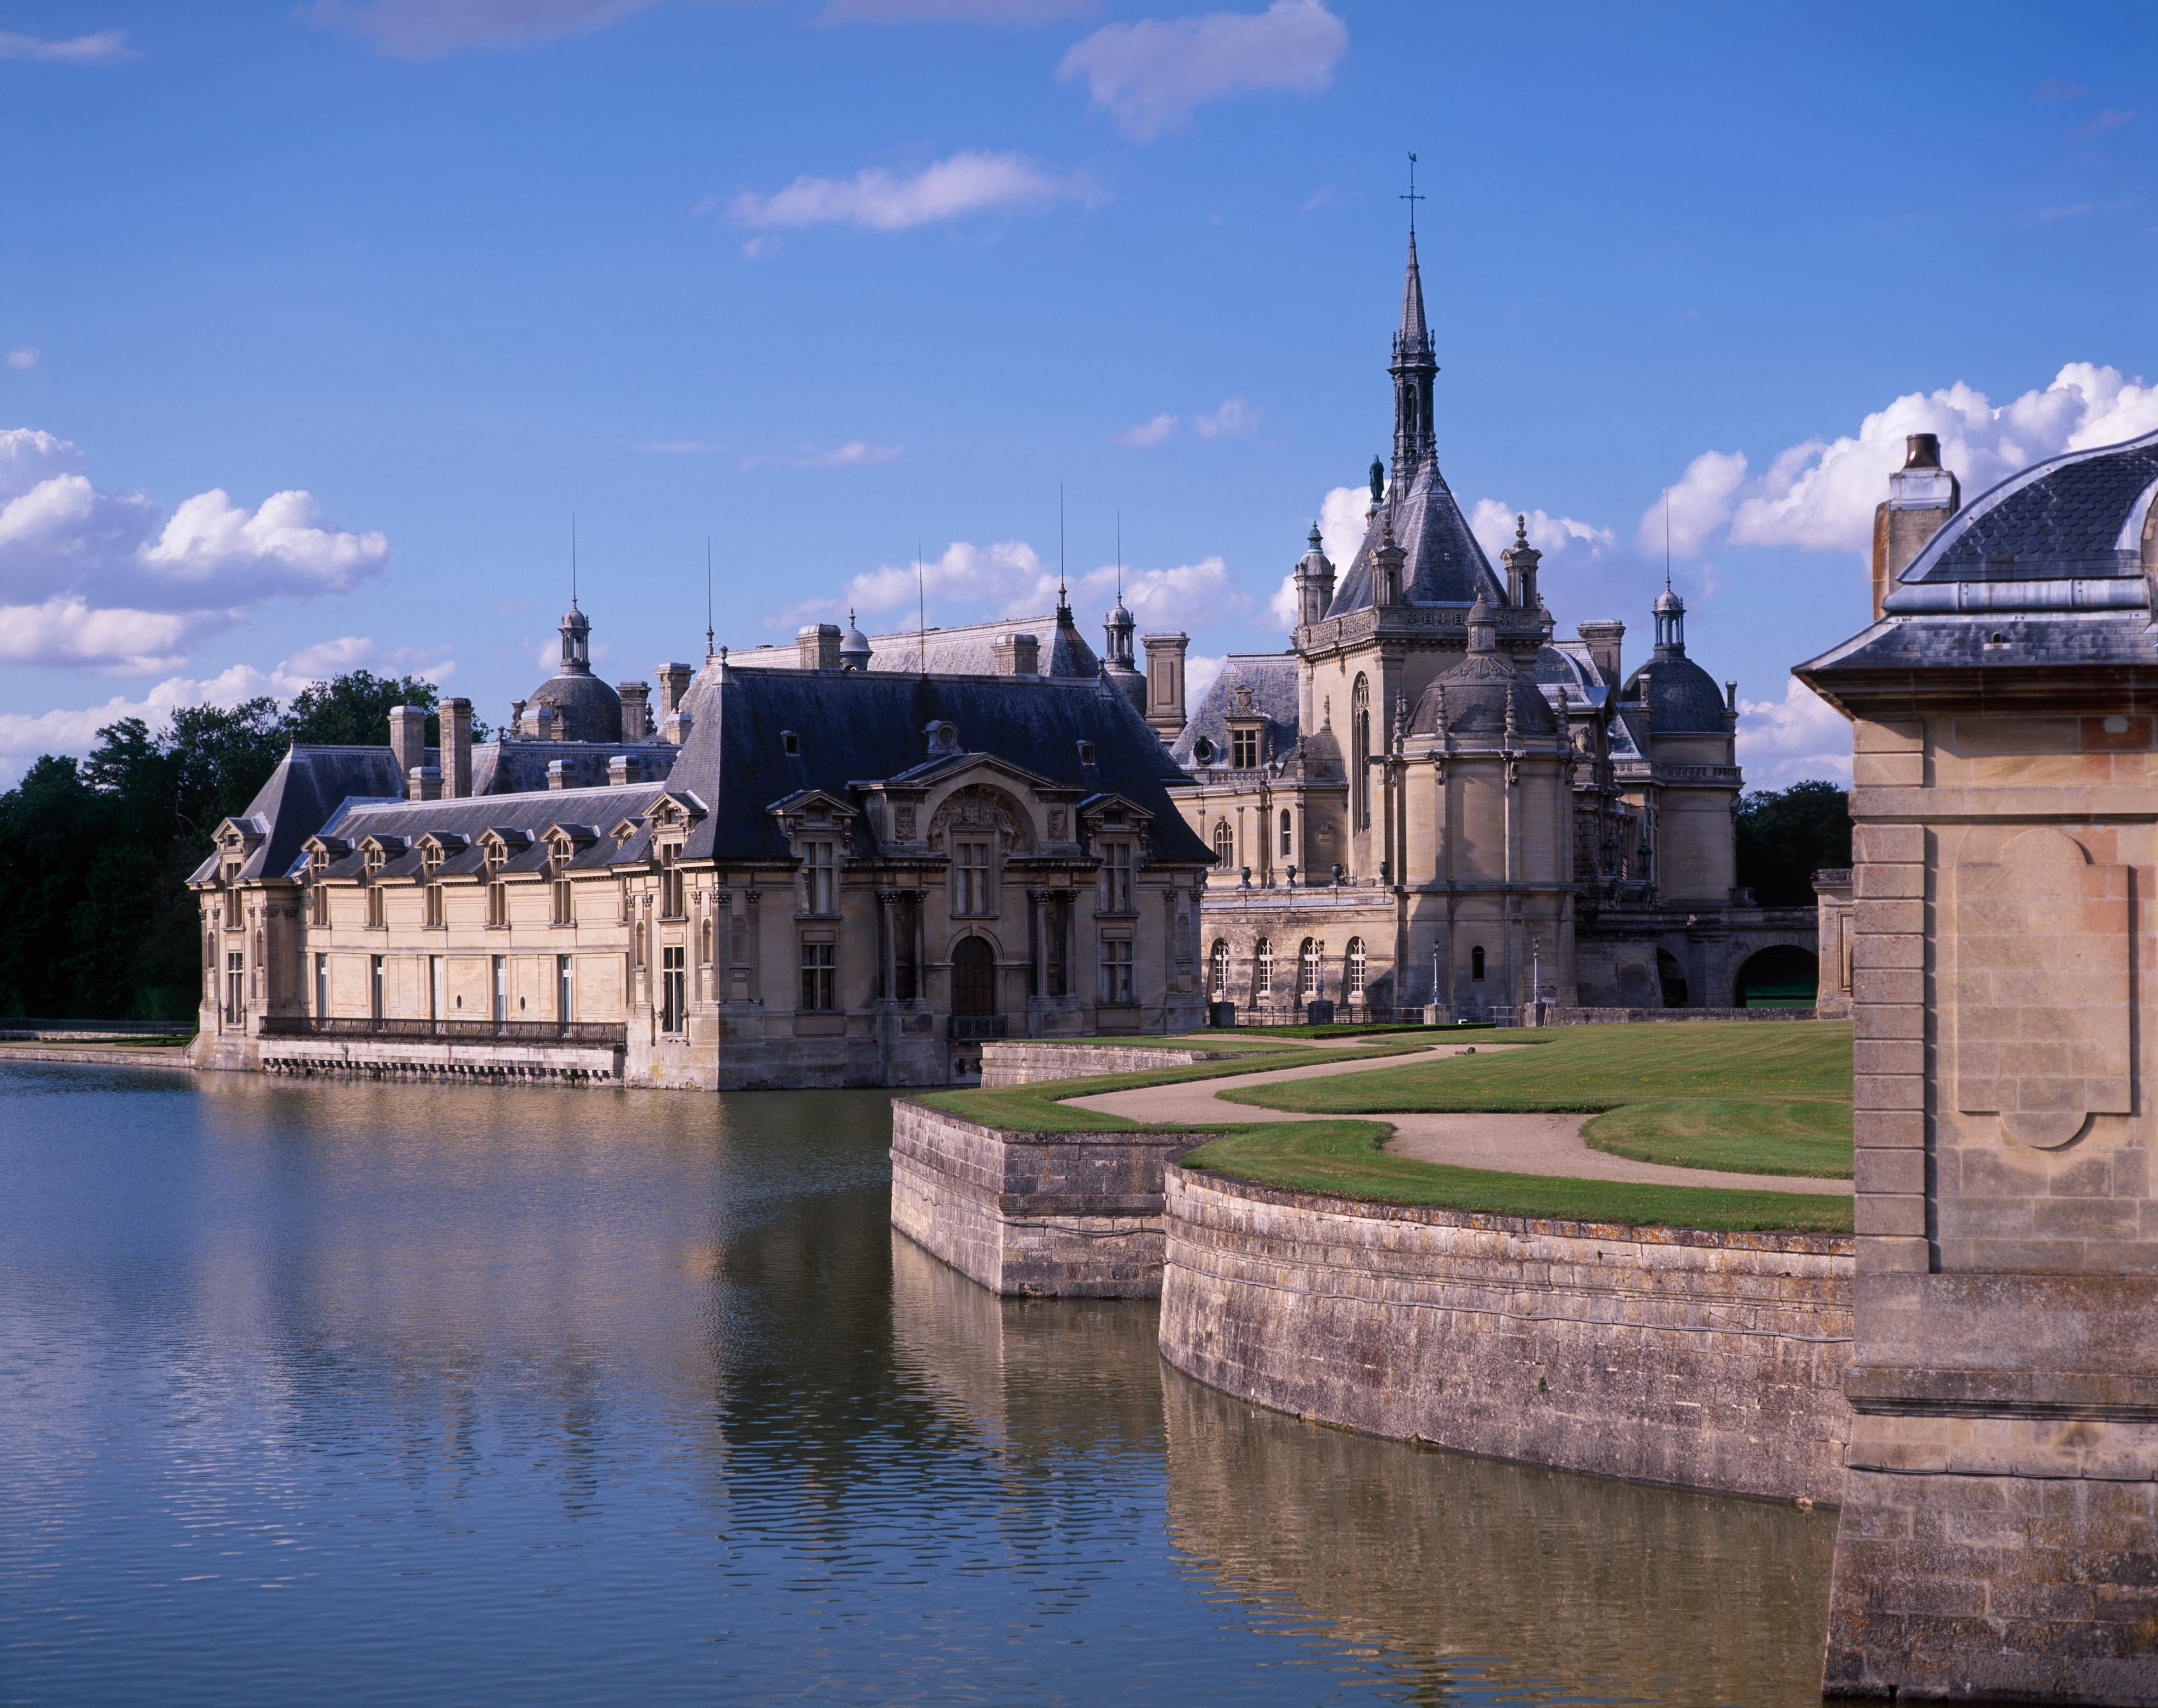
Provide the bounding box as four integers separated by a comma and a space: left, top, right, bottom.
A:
189, 603, 1211, 1088
1168, 236, 1815, 1019
1798, 422, 2158, 1698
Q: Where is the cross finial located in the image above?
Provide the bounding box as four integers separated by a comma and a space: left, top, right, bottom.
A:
1400, 151, 1424, 235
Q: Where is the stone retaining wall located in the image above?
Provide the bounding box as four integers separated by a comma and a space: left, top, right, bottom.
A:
1554, 1006, 1818, 1025
979, 1040, 1219, 1086
1159, 1168, 1856, 1506
889, 1100, 1208, 1297
0, 1046, 196, 1070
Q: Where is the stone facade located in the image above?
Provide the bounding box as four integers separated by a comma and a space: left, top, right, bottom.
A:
1159, 1169, 1855, 1505
1169, 241, 1815, 1022
979, 1039, 1219, 1086
1799, 423, 2158, 1701
1814, 866, 1855, 1019
189, 608, 1212, 1089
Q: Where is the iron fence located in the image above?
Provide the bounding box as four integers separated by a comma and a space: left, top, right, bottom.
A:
260, 1016, 627, 1048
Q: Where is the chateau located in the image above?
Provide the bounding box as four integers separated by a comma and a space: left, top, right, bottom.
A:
190, 604, 1211, 1088
1164, 235, 1817, 1020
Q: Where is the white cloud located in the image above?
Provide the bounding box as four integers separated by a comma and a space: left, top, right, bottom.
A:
1057, 0, 1347, 141
1735, 677, 1851, 789
776, 538, 1052, 627
740, 235, 783, 261
5, 347, 36, 371
1192, 395, 1258, 439
1656, 363, 2158, 561
310, 0, 658, 58
0, 427, 391, 668
0, 638, 453, 785
0, 28, 135, 63
740, 440, 903, 469
1638, 450, 1748, 559
1469, 499, 1617, 567
1073, 555, 1242, 631
1113, 412, 1179, 448
1185, 652, 1224, 707
818, 0, 1094, 22
730, 151, 1089, 232
1315, 482, 1368, 577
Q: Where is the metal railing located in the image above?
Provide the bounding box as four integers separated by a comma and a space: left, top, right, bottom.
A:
948, 1015, 1008, 1041
260, 1016, 627, 1048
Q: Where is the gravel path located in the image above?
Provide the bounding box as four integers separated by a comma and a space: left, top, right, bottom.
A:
1065, 1043, 1854, 1197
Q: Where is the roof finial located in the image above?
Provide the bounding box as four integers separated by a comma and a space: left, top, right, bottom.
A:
1401, 150, 1423, 237
705, 536, 714, 659
570, 512, 578, 608
1057, 481, 1070, 620
1116, 510, 1122, 601
1663, 490, 1672, 592
916, 541, 927, 678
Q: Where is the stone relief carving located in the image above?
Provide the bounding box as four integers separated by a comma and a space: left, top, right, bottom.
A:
927, 785, 1033, 854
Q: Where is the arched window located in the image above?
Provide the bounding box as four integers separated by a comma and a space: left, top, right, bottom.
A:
1213, 819, 1233, 867
952, 935, 996, 1016
1351, 675, 1371, 829
1346, 937, 1367, 1000
1471, 944, 1486, 982
1255, 938, 1274, 1002
1279, 809, 1293, 859
1209, 939, 1229, 997
1299, 938, 1321, 997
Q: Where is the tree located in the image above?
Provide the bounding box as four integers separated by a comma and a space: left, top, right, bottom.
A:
285, 671, 441, 746
1735, 780, 1852, 909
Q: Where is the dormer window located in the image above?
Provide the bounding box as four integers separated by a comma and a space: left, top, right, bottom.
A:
1101, 841, 1134, 914
1192, 737, 1215, 765
308, 848, 331, 927
362, 846, 387, 929
1231, 727, 1259, 769
222, 863, 243, 929
1076, 740, 1096, 765
550, 841, 574, 926
782, 731, 801, 757
484, 842, 508, 928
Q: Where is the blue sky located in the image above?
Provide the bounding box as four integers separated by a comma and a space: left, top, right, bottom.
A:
2, 0, 2153, 786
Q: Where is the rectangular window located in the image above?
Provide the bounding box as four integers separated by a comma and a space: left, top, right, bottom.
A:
1045, 894, 1070, 999
491, 955, 507, 1025
803, 843, 836, 916
366, 885, 385, 929
552, 879, 573, 926
311, 882, 329, 927
225, 951, 245, 1025
799, 941, 836, 1011
1100, 938, 1134, 1006
557, 954, 573, 1025
488, 882, 508, 928
660, 846, 686, 919
315, 953, 329, 1017
661, 945, 685, 1034
1231, 728, 1258, 769
1102, 843, 1134, 913
892, 895, 920, 1001
425, 884, 444, 928
370, 953, 385, 1022
955, 841, 991, 915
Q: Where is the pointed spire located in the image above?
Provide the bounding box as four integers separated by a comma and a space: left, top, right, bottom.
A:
1398, 230, 1429, 352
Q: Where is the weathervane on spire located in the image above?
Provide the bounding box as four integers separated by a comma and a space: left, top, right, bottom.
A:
1400, 151, 1424, 236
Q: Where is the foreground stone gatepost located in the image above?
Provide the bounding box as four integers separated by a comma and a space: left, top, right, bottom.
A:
1799, 424, 2158, 1702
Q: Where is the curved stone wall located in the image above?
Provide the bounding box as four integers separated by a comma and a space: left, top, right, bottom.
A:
1159, 1168, 1855, 1506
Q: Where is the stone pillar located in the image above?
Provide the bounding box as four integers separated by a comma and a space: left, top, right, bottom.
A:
1800, 423, 2158, 1703
1141, 632, 1188, 740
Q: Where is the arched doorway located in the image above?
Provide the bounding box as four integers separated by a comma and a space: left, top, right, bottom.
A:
951, 936, 997, 1016
1656, 948, 1689, 1009
1734, 944, 1819, 1009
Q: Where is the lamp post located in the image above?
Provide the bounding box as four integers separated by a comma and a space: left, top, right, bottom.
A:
1532, 936, 1542, 1025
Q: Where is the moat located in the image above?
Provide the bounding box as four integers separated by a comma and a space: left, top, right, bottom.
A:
1, 1064, 1836, 1705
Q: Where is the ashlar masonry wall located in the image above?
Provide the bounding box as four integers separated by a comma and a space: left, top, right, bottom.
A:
1160, 1168, 1856, 1506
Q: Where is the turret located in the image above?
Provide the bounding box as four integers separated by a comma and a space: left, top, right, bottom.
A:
1292, 523, 1335, 627
1388, 233, 1438, 478
1501, 513, 1541, 611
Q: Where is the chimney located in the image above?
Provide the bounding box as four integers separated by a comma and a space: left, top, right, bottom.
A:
546, 759, 570, 791
532, 705, 557, 742
1871, 432, 1961, 619
1577, 620, 1624, 686
1502, 514, 1542, 611
608, 753, 641, 786
388, 704, 426, 780
441, 697, 472, 798
797, 623, 843, 671
1374, 518, 1405, 608
656, 663, 694, 720
618, 680, 652, 741
408, 764, 441, 802
992, 632, 1040, 676
663, 708, 694, 745
1141, 632, 1189, 740
510, 698, 526, 738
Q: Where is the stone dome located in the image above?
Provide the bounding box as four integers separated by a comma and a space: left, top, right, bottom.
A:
1624, 654, 1727, 735
1408, 652, 1558, 738
528, 669, 623, 742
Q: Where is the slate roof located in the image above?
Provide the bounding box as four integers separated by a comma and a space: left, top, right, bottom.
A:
1169, 654, 1300, 769
526, 666, 622, 742
1622, 652, 1729, 735
189, 746, 407, 885
1408, 646, 1557, 737
1900, 426, 2158, 583
304, 784, 670, 880
1325, 455, 1507, 616
472, 740, 674, 796
728, 612, 1103, 680
668, 665, 1211, 866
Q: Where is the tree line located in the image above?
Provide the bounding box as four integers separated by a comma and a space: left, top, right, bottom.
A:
0, 673, 479, 1021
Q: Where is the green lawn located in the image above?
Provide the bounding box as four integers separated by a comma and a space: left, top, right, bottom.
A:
1171, 1021, 1495, 1041
1212, 1020, 1854, 1179
1180, 1122, 1853, 1235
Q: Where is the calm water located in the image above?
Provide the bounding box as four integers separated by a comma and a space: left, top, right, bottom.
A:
0, 1064, 1837, 1705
